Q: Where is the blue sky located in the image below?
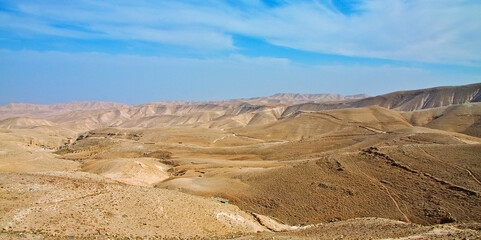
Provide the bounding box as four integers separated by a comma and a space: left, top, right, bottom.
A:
1, 0, 480, 104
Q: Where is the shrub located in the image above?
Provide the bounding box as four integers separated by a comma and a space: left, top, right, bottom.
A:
144, 150, 172, 159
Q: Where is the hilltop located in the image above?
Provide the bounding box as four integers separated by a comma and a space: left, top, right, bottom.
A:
1, 83, 480, 239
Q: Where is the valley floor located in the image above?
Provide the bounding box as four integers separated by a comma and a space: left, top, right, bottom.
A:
1, 103, 481, 239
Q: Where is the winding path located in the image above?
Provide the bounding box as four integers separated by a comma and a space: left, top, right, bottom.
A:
416, 145, 481, 186
352, 161, 411, 223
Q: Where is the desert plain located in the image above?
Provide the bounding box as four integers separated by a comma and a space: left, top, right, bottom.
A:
1, 83, 481, 239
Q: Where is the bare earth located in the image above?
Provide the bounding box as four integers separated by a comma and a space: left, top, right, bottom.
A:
1, 84, 481, 239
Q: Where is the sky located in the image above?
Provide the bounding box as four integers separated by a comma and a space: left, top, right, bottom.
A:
0, 0, 480, 105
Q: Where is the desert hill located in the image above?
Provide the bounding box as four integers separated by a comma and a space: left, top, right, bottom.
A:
280, 83, 481, 118
403, 102, 481, 137
243, 93, 369, 104
0, 93, 366, 121
0, 117, 56, 129
353, 82, 481, 111
0, 83, 479, 133
234, 106, 412, 141
1, 83, 481, 239
0, 101, 128, 120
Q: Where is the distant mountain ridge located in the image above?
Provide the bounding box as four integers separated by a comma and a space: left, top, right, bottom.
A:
0, 93, 368, 120
0, 101, 128, 119
353, 82, 481, 111
0, 83, 480, 133
245, 93, 369, 103
151, 93, 369, 105
280, 83, 481, 117
0, 116, 56, 129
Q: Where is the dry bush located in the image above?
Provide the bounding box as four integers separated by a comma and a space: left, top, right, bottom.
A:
54, 148, 73, 155
144, 150, 172, 160
93, 151, 143, 159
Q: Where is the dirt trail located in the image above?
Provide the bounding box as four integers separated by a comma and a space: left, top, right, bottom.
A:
354, 162, 411, 223
416, 145, 481, 186
377, 181, 411, 223
177, 140, 288, 149
231, 133, 265, 142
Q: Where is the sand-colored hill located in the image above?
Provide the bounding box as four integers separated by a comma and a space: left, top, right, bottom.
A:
36, 102, 286, 131
245, 93, 369, 104
0, 172, 267, 239
352, 82, 481, 111
403, 102, 481, 137
0, 101, 127, 120
0, 128, 79, 173
239, 217, 481, 239
235, 106, 412, 141
82, 158, 171, 186
0, 117, 56, 129
0, 83, 476, 133
1, 83, 481, 239
281, 83, 481, 116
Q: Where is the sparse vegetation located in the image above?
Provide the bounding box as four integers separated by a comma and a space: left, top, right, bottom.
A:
1, 84, 481, 238
143, 150, 172, 159
54, 148, 73, 155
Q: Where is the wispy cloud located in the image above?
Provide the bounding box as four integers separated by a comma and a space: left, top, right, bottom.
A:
0, 0, 480, 64
2, 49, 480, 104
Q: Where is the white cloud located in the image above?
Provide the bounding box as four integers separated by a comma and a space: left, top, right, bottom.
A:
233, 0, 481, 65
1, 0, 481, 64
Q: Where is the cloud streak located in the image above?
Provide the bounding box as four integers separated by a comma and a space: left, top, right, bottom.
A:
1, 0, 480, 65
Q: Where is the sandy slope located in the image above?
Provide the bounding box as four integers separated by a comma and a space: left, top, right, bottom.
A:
82, 158, 171, 186
0, 172, 266, 238
404, 102, 481, 137
1, 83, 481, 239
1, 83, 479, 133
